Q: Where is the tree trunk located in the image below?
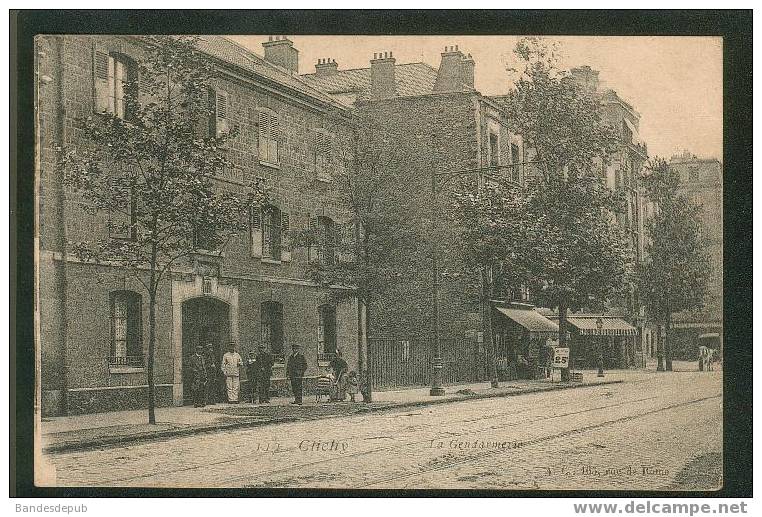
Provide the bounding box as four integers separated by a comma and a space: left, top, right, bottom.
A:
362, 300, 373, 402
558, 303, 569, 381
665, 312, 673, 371
147, 245, 157, 425
656, 323, 665, 371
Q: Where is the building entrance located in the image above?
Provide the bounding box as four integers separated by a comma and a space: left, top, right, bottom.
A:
181, 297, 231, 405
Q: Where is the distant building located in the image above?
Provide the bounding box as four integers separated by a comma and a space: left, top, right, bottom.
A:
668, 151, 723, 358
568, 66, 654, 367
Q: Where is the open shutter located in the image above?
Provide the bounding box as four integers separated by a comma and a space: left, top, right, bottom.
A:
280, 211, 292, 262
258, 110, 269, 162
201, 87, 216, 139
250, 206, 263, 258
215, 90, 229, 136
92, 42, 110, 114
307, 214, 318, 263
269, 112, 279, 164
337, 221, 355, 264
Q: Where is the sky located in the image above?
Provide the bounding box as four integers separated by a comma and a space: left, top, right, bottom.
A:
230, 35, 723, 161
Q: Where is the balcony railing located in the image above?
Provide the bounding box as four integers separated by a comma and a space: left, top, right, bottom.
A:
317, 352, 336, 363
108, 355, 145, 368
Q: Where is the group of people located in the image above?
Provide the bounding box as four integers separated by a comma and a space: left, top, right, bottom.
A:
698, 346, 717, 372
190, 343, 359, 407
326, 350, 360, 402
189, 342, 249, 407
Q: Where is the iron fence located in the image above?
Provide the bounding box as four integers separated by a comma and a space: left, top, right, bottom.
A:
368, 336, 485, 389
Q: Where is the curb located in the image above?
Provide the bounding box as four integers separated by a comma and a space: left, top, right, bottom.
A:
43, 379, 623, 454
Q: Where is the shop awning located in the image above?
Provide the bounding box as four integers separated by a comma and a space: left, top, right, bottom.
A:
565, 316, 637, 336
698, 333, 720, 340
495, 307, 559, 337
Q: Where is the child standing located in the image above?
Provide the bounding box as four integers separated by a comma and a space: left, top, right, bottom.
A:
346, 370, 359, 402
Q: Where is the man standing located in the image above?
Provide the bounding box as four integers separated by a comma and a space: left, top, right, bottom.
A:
190, 345, 207, 408
204, 343, 218, 405
245, 350, 258, 403
221, 342, 243, 403
286, 344, 307, 405
256, 344, 275, 403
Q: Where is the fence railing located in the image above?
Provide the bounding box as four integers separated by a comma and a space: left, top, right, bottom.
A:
108, 355, 145, 368
368, 336, 486, 389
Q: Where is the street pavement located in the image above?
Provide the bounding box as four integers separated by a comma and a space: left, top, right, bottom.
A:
41, 369, 722, 490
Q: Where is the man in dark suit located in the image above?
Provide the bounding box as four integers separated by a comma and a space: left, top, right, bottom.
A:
256, 344, 275, 403
286, 344, 307, 405
190, 345, 207, 408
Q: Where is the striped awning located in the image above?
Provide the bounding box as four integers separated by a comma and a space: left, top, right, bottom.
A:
495, 307, 559, 337
565, 316, 637, 336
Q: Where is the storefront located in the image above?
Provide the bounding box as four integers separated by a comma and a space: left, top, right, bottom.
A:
492, 303, 559, 380
560, 314, 639, 369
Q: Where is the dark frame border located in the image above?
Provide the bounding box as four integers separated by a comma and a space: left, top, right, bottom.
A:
11, 9, 752, 498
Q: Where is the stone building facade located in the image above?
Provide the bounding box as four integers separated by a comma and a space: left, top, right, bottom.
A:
37, 35, 361, 415
668, 151, 723, 359
302, 46, 527, 342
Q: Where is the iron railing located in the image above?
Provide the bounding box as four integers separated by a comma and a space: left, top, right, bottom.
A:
108, 355, 145, 368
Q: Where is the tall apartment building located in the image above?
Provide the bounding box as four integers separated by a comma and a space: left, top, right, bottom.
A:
302, 47, 527, 337
668, 151, 723, 358
37, 35, 360, 415
569, 66, 654, 366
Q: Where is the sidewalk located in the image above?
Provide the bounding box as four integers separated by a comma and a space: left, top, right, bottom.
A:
41, 371, 627, 453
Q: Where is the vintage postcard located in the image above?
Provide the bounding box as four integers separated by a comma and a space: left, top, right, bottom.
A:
31, 29, 726, 491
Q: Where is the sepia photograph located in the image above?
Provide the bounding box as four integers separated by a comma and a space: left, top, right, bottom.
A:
12, 10, 750, 497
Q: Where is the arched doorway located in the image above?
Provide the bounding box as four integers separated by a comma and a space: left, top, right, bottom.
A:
181, 297, 230, 405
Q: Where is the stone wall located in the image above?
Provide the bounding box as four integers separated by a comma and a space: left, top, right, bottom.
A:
37, 35, 360, 415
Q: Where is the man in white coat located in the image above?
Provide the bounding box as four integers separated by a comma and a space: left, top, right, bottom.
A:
221, 342, 244, 403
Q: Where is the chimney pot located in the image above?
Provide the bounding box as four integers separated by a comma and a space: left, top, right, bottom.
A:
370, 50, 396, 99
262, 36, 299, 73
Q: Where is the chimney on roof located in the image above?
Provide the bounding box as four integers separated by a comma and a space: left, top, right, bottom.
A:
461, 53, 475, 89
370, 51, 396, 100
569, 65, 600, 92
434, 46, 467, 92
315, 57, 338, 77
262, 36, 299, 73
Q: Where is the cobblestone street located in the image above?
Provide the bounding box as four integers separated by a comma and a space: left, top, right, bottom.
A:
43, 370, 722, 490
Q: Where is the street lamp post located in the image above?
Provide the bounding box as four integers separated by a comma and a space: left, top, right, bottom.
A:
429, 165, 445, 396
596, 317, 605, 377
428, 160, 542, 396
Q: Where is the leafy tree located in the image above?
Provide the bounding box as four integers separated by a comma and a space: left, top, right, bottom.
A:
495, 37, 633, 373
453, 178, 536, 385
57, 36, 264, 423
638, 158, 711, 371
298, 114, 419, 401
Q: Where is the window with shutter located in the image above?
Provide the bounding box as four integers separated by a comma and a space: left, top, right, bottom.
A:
316, 216, 336, 266
261, 205, 282, 260
280, 211, 291, 262
110, 291, 143, 365
510, 143, 521, 183
258, 109, 279, 166
250, 206, 263, 258
109, 192, 137, 240
215, 90, 229, 136
95, 51, 136, 119
261, 302, 284, 359
93, 45, 110, 114
315, 130, 333, 182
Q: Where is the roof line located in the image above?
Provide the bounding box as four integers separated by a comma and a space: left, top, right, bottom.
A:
301, 61, 439, 77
